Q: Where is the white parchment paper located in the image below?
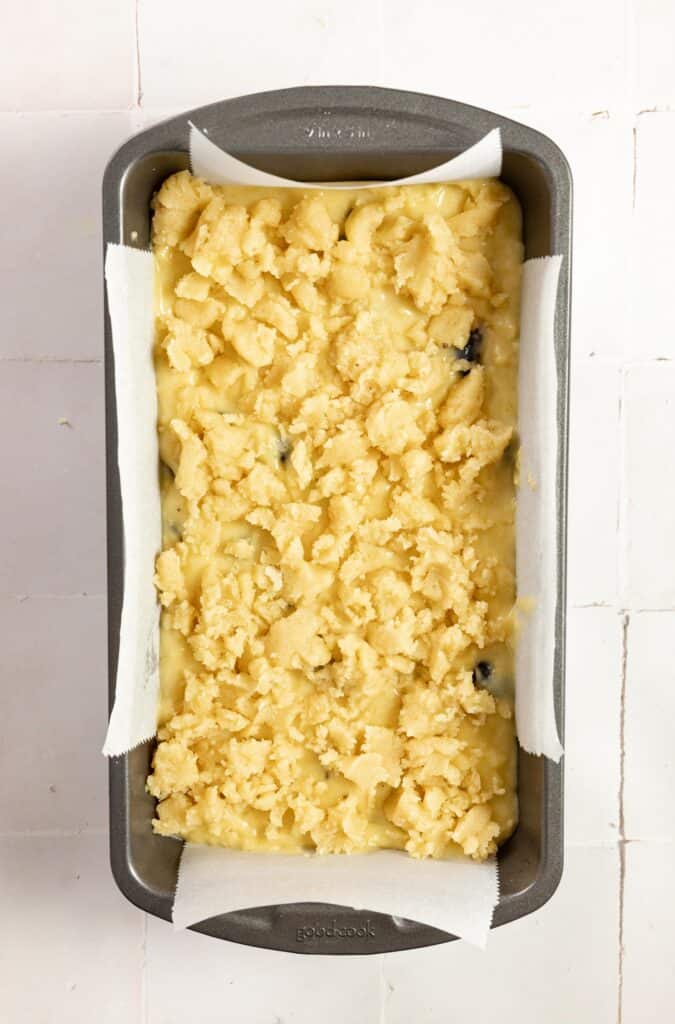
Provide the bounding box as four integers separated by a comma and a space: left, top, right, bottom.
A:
190, 123, 503, 189
173, 847, 497, 948
103, 247, 160, 756
103, 131, 563, 947
516, 257, 564, 761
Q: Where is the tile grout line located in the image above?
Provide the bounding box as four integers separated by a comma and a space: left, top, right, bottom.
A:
134, 0, 143, 109
617, 97, 633, 1024
141, 913, 149, 1024
617, 70, 632, 609
566, 838, 628, 849
618, 0, 638, 864
0, 108, 138, 115
617, 362, 627, 602
0, 828, 108, 838
570, 601, 615, 610
573, 356, 673, 368
571, 603, 675, 613
1, 593, 106, 601
617, 75, 630, 1001
630, 0, 642, 221
617, 610, 629, 1024
0, 356, 102, 365
631, 122, 638, 210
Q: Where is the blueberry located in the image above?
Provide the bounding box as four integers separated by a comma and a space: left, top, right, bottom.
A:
472, 660, 493, 686
278, 437, 292, 465
454, 326, 483, 375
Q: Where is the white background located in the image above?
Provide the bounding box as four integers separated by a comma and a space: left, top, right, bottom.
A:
1, 1, 674, 1021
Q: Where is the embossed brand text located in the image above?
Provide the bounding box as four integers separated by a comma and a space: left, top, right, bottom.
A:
296, 919, 376, 942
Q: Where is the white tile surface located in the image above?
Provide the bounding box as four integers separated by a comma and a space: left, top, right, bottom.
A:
0, 595, 107, 834
623, 841, 675, 1022
624, 612, 675, 841
145, 917, 381, 1024
565, 115, 633, 363
567, 360, 621, 606
565, 607, 623, 844
633, 113, 675, 361
382, 846, 620, 1024
1, 1, 135, 110
509, 111, 632, 361
0, 361, 106, 597
3, 0, 675, 1019
635, 1, 675, 109
623, 365, 675, 608
380, 0, 628, 112
0, 834, 143, 1023
0, 112, 133, 360
138, 0, 382, 109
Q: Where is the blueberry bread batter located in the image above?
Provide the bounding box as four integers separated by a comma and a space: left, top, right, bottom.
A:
147, 171, 522, 860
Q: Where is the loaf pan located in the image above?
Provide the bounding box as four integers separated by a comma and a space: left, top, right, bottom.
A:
103, 85, 571, 954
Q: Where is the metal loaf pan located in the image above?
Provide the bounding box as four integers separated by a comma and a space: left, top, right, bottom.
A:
103, 86, 571, 955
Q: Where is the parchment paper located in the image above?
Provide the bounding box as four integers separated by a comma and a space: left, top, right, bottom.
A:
103, 129, 563, 947
102, 247, 160, 756
190, 123, 503, 188
515, 257, 564, 760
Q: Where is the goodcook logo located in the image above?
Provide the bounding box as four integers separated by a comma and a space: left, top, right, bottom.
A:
295, 919, 376, 944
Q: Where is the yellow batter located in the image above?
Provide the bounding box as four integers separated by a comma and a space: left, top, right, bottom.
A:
147, 170, 521, 860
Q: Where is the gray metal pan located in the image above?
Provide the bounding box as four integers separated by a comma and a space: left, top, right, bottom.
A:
103, 86, 571, 955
